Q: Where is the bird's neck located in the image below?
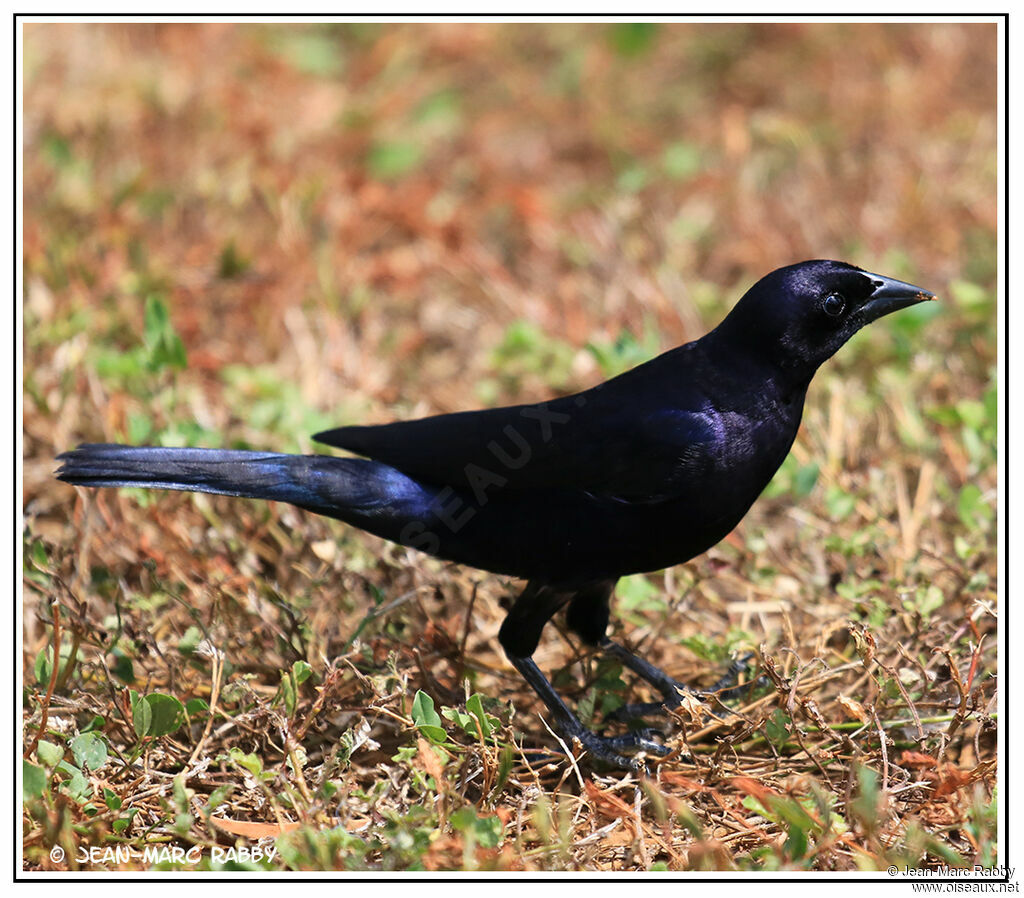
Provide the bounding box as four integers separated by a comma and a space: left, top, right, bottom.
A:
699, 327, 816, 406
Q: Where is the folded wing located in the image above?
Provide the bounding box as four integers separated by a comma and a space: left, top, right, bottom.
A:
314, 381, 718, 504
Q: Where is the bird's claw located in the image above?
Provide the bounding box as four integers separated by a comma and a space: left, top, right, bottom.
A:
602, 727, 670, 756
604, 655, 765, 728
707, 653, 768, 700
572, 728, 669, 772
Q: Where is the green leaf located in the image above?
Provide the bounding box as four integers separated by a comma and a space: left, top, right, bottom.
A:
768, 795, 818, 833
793, 463, 820, 497
112, 812, 136, 835
36, 740, 64, 768
958, 484, 993, 531
449, 807, 503, 849
104, 787, 123, 810
413, 89, 461, 129
29, 538, 48, 570
142, 295, 187, 372
585, 323, 660, 379
217, 240, 250, 280
23, 761, 48, 800
411, 690, 447, 743
155, 331, 187, 371
279, 669, 298, 716
674, 801, 704, 840
955, 398, 986, 430
849, 764, 882, 832
42, 133, 74, 169
178, 626, 203, 655
441, 705, 474, 732
205, 784, 235, 812
292, 660, 313, 685
609, 22, 659, 57
984, 383, 997, 425
127, 411, 153, 443
185, 698, 210, 717
449, 806, 475, 829
680, 631, 730, 663
490, 319, 577, 392
279, 660, 314, 715
109, 648, 135, 684
368, 142, 422, 180
465, 693, 498, 740
490, 744, 515, 800
784, 818, 808, 859
949, 279, 991, 314
71, 732, 108, 771
228, 749, 265, 778
145, 694, 186, 736
56, 760, 90, 802
576, 689, 596, 726
131, 690, 152, 738
617, 573, 663, 612
662, 142, 702, 180
824, 484, 856, 521
34, 644, 73, 686
617, 163, 649, 193
906, 584, 944, 619
143, 294, 170, 342
765, 709, 791, 747
133, 692, 185, 738
273, 30, 344, 76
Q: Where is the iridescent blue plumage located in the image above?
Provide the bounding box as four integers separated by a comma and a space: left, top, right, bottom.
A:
57, 260, 934, 769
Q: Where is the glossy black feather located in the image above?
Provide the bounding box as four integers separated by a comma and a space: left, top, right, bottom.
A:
57, 260, 934, 767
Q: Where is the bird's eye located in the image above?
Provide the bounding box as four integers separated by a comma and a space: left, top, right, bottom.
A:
823, 293, 846, 317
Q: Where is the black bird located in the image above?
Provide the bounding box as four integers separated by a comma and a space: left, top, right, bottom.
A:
57, 260, 934, 769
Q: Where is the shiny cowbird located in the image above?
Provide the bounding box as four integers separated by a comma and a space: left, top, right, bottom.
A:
57, 260, 934, 769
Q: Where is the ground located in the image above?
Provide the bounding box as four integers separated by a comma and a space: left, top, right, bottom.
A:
22, 22, 998, 872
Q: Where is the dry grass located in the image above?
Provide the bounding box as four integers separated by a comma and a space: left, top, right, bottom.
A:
22, 22, 998, 872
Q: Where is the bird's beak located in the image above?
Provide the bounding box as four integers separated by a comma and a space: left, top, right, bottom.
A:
860, 272, 936, 322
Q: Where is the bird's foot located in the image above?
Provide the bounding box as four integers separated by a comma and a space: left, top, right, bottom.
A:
707, 652, 767, 700
600, 644, 765, 728
602, 687, 706, 727
509, 654, 671, 772
570, 727, 670, 772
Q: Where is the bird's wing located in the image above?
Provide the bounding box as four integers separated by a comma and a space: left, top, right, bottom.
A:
313, 389, 719, 504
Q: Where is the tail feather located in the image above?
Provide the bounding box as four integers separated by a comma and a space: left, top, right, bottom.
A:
56, 444, 305, 500
55, 443, 428, 514
55, 443, 512, 568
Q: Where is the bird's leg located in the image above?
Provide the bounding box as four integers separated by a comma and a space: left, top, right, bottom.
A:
563, 581, 758, 723
500, 580, 667, 770
597, 637, 695, 707
507, 656, 667, 770
707, 652, 765, 700
599, 641, 765, 725
558, 580, 677, 746
497, 580, 572, 660
564, 580, 691, 707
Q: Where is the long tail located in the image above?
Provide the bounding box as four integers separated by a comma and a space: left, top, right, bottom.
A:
55, 443, 432, 518
56, 443, 537, 577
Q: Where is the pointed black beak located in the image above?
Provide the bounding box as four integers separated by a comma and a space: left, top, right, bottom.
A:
860, 272, 936, 323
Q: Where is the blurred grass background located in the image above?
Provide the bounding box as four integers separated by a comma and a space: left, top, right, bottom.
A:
23, 22, 998, 872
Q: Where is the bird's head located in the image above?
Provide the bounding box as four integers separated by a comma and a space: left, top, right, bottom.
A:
712, 260, 935, 380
